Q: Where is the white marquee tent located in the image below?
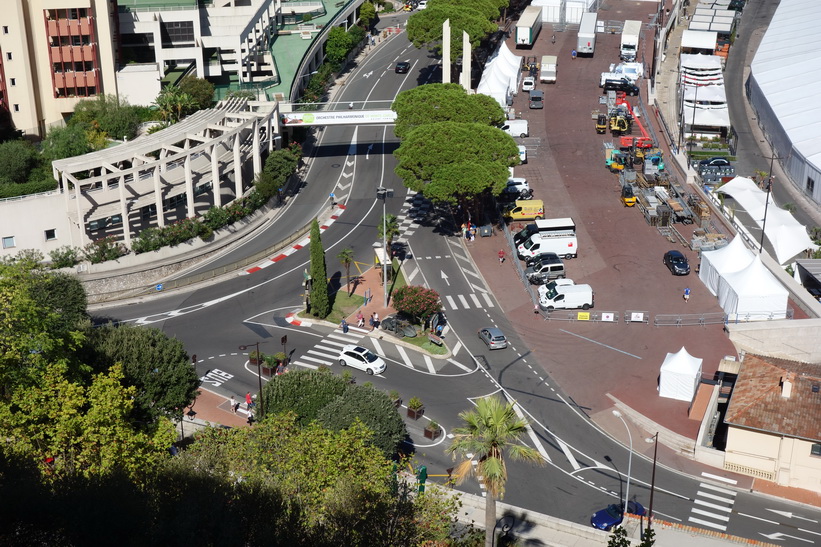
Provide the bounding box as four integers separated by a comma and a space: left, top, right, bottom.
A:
698, 236, 755, 296
717, 255, 789, 320
659, 347, 703, 402
477, 42, 521, 108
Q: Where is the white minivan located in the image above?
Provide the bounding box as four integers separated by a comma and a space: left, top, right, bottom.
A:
538, 283, 594, 311
501, 120, 529, 138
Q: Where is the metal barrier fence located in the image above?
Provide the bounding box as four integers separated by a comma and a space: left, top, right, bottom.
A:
654, 312, 725, 327
540, 310, 620, 323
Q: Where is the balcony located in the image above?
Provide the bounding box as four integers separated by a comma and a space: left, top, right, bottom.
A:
50, 45, 96, 63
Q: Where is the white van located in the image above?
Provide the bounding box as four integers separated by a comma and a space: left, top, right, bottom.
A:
501, 120, 529, 138
538, 283, 593, 311
517, 232, 578, 260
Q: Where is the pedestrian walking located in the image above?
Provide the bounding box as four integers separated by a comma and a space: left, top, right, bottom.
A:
461, 223, 467, 239
498, 249, 506, 265
356, 311, 365, 328
364, 287, 372, 304
340, 318, 349, 333
230, 396, 237, 413
373, 311, 379, 329
369, 313, 375, 331
551, 34, 556, 44
246, 391, 253, 410
684, 287, 691, 303
571, 49, 577, 60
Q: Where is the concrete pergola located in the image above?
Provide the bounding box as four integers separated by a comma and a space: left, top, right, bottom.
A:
51, 98, 280, 248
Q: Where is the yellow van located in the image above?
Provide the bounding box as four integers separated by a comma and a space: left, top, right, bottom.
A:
504, 199, 544, 221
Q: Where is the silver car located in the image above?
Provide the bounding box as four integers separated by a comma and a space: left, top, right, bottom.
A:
478, 327, 508, 350
338, 345, 386, 375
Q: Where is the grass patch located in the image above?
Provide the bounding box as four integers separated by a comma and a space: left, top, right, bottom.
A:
399, 333, 449, 355
326, 290, 365, 324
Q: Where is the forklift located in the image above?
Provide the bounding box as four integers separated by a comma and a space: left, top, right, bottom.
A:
610, 114, 631, 136
620, 184, 637, 207
596, 113, 608, 134
606, 150, 631, 172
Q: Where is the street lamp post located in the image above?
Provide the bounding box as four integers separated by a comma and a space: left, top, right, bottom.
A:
376, 187, 393, 308
612, 410, 633, 516
646, 432, 659, 529
238, 341, 265, 416
759, 152, 780, 253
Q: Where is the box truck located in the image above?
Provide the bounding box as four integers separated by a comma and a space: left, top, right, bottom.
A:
504, 200, 545, 222
516, 6, 543, 47
577, 12, 597, 55
517, 231, 578, 260
620, 20, 641, 61
540, 55, 557, 83
538, 283, 594, 311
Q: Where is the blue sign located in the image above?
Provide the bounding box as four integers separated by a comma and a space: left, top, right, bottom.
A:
156, 284, 164, 292
329, 193, 335, 198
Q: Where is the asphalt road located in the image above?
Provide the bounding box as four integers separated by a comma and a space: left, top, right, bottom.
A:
93, 9, 821, 546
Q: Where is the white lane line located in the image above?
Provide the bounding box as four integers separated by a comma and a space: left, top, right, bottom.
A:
396, 345, 414, 369
462, 268, 481, 280
556, 438, 581, 471
328, 333, 360, 343
451, 341, 462, 356
688, 517, 727, 531
691, 508, 730, 522
737, 513, 779, 525
299, 355, 332, 365
406, 266, 419, 283
447, 358, 471, 372
469, 294, 481, 307
307, 349, 337, 359
423, 355, 436, 374
371, 338, 384, 355
510, 401, 551, 463
452, 251, 469, 263
696, 491, 736, 504
445, 295, 457, 310
458, 294, 469, 308
290, 361, 319, 369
481, 292, 495, 307
699, 483, 737, 496
702, 472, 737, 485
559, 329, 642, 359
694, 499, 733, 512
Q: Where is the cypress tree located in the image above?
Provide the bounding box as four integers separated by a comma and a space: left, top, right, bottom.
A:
309, 218, 330, 318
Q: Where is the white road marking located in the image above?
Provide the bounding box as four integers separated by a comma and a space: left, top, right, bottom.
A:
447, 358, 471, 372
557, 438, 581, 471
423, 355, 436, 374
688, 517, 727, 531
691, 509, 730, 522
299, 355, 332, 365
694, 499, 733, 512
510, 400, 551, 463
407, 266, 419, 283
370, 338, 384, 355
469, 294, 481, 307
696, 491, 736, 504
445, 295, 457, 309
396, 345, 414, 368
457, 294, 469, 308
451, 341, 462, 356
481, 292, 495, 307
291, 361, 319, 369
701, 472, 737, 485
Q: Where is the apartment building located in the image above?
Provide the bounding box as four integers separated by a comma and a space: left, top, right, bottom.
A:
1, 0, 118, 137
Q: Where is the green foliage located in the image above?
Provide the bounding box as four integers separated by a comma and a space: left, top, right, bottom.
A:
360, 1, 377, 27
82, 323, 199, 423
163, 218, 201, 246
608, 525, 631, 547
82, 236, 127, 264
225, 89, 257, 100
0, 140, 40, 184
309, 219, 330, 318
638, 527, 656, 546
28, 271, 87, 334
261, 370, 350, 426
69, 94, 141, 141
407, 6, 496, 61
256, 143, 302, 199
178, 76, 215, 110
0, 178, 57, 199
42, 124, 92, 161
47, 246, 80, 269
131, 227, 166, 254
407, 396, 423, 410
337, 247, 354, 294
392, 285, 441, 323
154, 85, 198, 123
377, 213, 400, 246
301, 62, 338, 103
392, 83, 506, 138
325, 26, 353, 64
317, 384, 407, 457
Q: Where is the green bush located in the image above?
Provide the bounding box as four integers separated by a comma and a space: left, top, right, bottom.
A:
0, 179, 58, 199
163, 218, 200, 246
132, 227, 166, 254
83, 237, 127, 264
260, 370, 351, 426
198, 223, 213, 241
48, 246, 80, 269
317, 384, 407, 457
202, 205, 232, 230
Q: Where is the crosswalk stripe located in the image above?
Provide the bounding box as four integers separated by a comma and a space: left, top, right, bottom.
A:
445, 295, 457, 309
447, 358, 471, 372
307, 349, 337, 359
557, 438, 581, 470
371, 338, 384, 356
458, 295, 469, 308
451, 341, 462, 356
396, 345, 414, 369
701, 472, 737, 485
469, 294, 481, 307
694, 499, 733, 512
452, 251, 469, 263
696, 491, 735, 504
407, 266, 420, 283
691, 508, 730, 522
318, 340, 349, 349
687, 517, 727, 531
699, 483, 737, 496
423, 355, 436, 374
481, 293, 495, 307
290, 361, 319, 369
327, 334, 360, 343
462, 268, 481, 280
300, 355, 333, 365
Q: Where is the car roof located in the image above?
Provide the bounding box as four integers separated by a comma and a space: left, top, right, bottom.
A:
342, 344, 367, 353
483, 327, 504, 336
666, 249, 685, 257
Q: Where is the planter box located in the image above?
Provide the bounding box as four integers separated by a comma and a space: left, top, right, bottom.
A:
407, 406, 424, 420
392, 398, 402, 408
424, 427, 441, 440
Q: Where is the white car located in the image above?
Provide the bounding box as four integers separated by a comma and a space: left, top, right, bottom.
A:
522, 76, 536, 91
417, 0, 427, 8
518, 145, 527, 164
338, 345, 386, 375
504, 177, 529, 195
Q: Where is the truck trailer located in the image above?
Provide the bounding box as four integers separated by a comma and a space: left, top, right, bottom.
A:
577, 12, 597, 55
516, 6, 543, 47
540, 55, 558, 83
620, 20, 641, 61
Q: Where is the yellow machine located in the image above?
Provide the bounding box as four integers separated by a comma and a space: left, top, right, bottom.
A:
596, 114, 608, 134
609, 115, 631, 136
620, 185, 637, 207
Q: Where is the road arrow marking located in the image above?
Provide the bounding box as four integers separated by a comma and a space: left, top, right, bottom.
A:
341, 171, 353, 178
346, 160, 354, 166
767, 510, 819, 524
760, 532, 813, 543
363, 71, 373, 78
366, 143, 373, 159
440, 271, 450, 286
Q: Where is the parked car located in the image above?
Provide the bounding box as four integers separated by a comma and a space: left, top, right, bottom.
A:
518, 145, 527, 164
395, 61, 410, 74
478, 327, 508, 350
417, 0, 427, 9
524, 255, 566, 284
380, 314, 417, 338
602, 78, 639, 96
698, 156, 731, 167
503, 177, 530, 195
591, 501, 646, 531
522, 76, 536, 91
524, 251, 560, 267
338, 345, 386, 375
663, 250, 690, 275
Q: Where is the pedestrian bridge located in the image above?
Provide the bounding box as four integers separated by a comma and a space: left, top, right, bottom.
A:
279, 101, 396, 126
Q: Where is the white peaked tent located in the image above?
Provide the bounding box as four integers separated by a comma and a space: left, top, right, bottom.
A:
717, 256, 789, 320
699, 236, 755, 296
659, 347, 703, 402
477, 42, 521, 107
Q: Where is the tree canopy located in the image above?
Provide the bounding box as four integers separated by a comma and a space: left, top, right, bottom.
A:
407, 6, 497, 61
69, 94, 142, 141
392, 285, 442, 323
309, 219, 330, 318
392, 83, 506, 139
0, 140, 40, 184
178, 76, 215, 110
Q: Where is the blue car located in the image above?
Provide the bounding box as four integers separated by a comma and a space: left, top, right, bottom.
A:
591, 501, 646, 531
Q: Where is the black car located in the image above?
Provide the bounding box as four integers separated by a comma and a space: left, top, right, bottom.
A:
663, 250, 690, 275
602, 78, 639, 96
513, 224, 539, 247
395, 61, 410, 74
524, 251, 560, 267
698, 156, 731, 168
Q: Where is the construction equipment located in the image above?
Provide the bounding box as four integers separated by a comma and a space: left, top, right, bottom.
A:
620, 185, 637, 207
609, 114, 631, 136
595, 113, 608, 134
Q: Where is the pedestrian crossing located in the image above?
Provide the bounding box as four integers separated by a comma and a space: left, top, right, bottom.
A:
688, 479, 737, 531
394, 191, 432, 239
287, 324, 474, 375
442, 293, 496, 311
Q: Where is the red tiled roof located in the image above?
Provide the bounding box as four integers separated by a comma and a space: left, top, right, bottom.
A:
724, 355, 821, 441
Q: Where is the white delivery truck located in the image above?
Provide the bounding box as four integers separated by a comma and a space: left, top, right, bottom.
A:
501, 119, 529, 138
540, 55, 558, 83
517, 231, 578, 260
538, 283, 594, 311
620, 20, 641, 61
516, 6, 543, 47
577, 12, 597, 55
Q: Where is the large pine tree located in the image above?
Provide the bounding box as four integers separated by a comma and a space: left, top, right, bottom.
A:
309, 218, 330, 318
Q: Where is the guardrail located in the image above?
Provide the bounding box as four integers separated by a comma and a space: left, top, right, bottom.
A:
653, 312, 725, 327
540, 310, 620, 323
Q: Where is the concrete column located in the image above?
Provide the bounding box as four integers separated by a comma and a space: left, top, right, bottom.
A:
74, 179, 87, 248
118, 175, 131, 248
233, 133, 243, 198
252, 119, 261, 178
154, 165, 165, 227
61, 172, 70, 206
267, 115, 274, 153
184, 154, 195, 217
442, 19, 451, 84
211, 144, 221, 208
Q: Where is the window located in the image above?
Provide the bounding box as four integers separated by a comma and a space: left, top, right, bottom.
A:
2, 236, 14, 249
2, 26, 8, 34
807, 177, 816, 195
13, 104, 19, 112
9, 78, 15, 86
44, 229, 57, 241
5, 52, 12, 61
812, 443, 821, 457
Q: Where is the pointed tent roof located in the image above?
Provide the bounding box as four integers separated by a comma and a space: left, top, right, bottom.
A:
723, 256, 788, 297
660, 347, 703, 375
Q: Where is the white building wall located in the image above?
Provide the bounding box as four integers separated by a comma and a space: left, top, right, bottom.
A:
0, 192, 78, 256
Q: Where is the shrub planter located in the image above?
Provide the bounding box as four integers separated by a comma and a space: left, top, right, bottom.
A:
407, 406, 425, 420
424, 422, 441, 440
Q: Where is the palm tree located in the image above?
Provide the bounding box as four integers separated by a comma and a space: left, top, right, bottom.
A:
446, 395, 544, 547
337, 247, 354, 295
378, 213, 400, 249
